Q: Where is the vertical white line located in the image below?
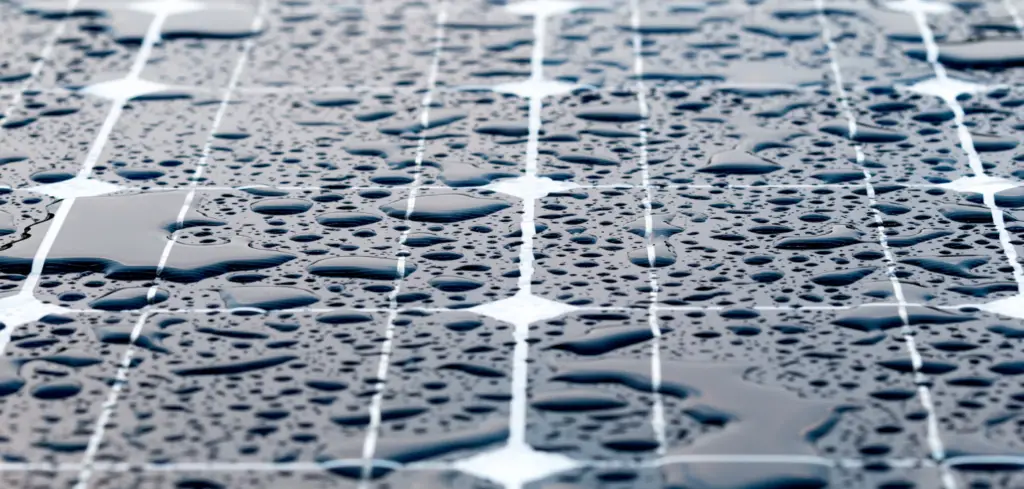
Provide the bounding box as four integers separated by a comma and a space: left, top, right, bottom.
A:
516, 13, 546, 295
359, 3, 449, 483
1, 0, 84, 119
627, 0, 666, 455
502, 4, 561, 451
509, 201, 537, 448
72, 311, 150, 489
150, 5, 269, 284
71, 3, 268, 488
815, 3, 955, 488
985, 189, 1024, 295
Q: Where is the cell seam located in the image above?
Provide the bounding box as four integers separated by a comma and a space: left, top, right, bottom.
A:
813, 1, 952, 487
356, 1, 450, 484
627, 0, 668, 457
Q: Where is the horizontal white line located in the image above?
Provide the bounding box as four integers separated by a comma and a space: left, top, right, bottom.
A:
0, 82, 805, 98
41, 301, 988, 317
3, 80, 1019, 101
0, 182, 951, 195
0, 455, 946, 474
2, 454, 1015, 474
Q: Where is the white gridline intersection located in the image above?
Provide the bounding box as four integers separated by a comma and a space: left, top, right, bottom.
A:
6, 79, 1024, 98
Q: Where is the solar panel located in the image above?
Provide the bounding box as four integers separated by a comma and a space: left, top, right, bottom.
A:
1, 0, 1024, 488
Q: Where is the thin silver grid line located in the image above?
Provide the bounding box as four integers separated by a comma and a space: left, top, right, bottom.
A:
0, 82, 704, 98
3, 84, 578, 99
10, 77, 1022, 99
357, 2, 449, 484
71, 311, 151, 489
815, 2, 952, 485
150, 19, 269, 285
28, 301, 995, 317
21, 453, 1024, 476
71, 2, 270, 488
627, 0, 667, 457
0, 0, 176, 356
6, 77, 1024, 98
0, 182, 953, 196
0, 455, 951, 473
0, 0, 80, 120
